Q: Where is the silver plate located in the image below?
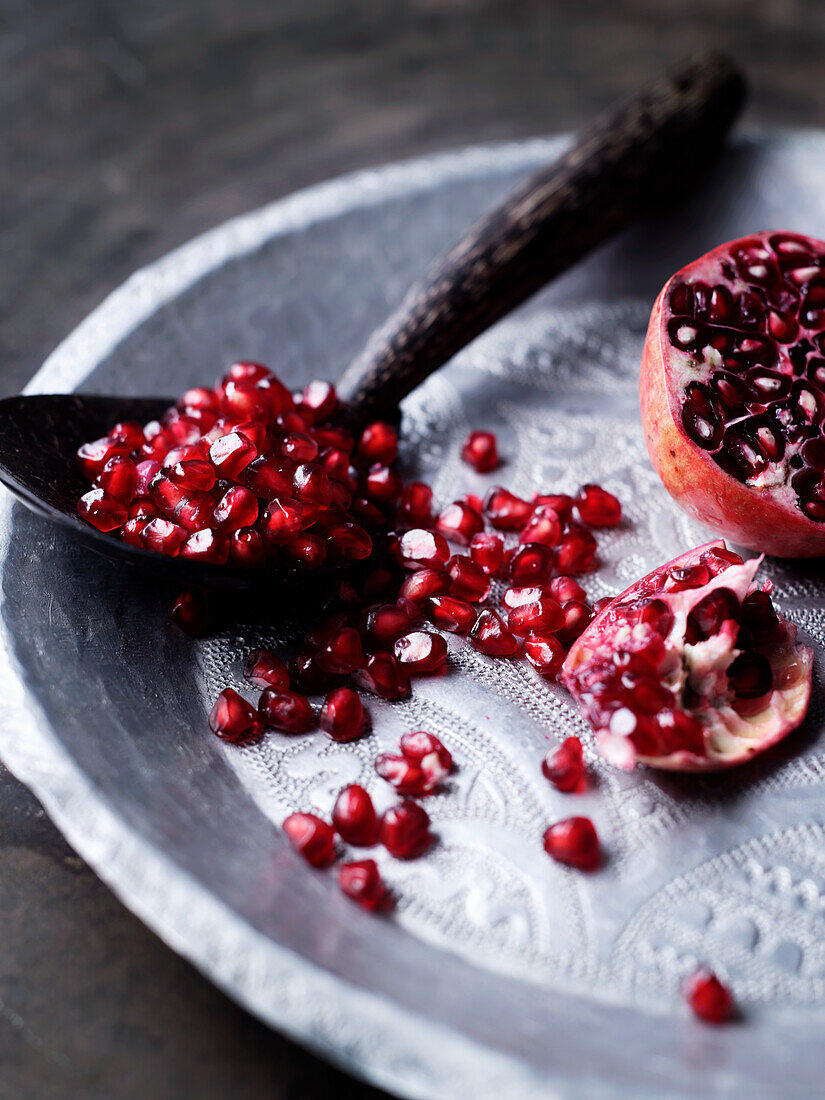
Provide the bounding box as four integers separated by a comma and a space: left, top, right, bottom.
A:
2, 133, 825, 1099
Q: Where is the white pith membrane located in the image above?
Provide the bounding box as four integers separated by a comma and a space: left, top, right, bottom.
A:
562, 544, 813, 772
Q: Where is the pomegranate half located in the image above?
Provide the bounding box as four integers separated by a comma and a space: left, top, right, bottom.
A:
641, 231, 825, 556
561, 541, 812, 771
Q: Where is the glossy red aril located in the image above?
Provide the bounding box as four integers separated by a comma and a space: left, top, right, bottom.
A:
320, 687, 370, 742
140, 517, 188, 555
470, 610, 519, 657
212, 486, 259, 531
109, 420, 146, 448
461, 430, 499, 472
76, 437, 130, 479
325, 523, 373, 562
507, 597, 564, 637
400, 730, 453, 785
557, 600, 594, 647
292, 462, 332, 506
230, 526, 266, 568
208, 688, 263, 744
258, 688, 315, 733
507, 543, 553, 584
641, 231, 825, 556
169, 588, 210, 636
354, 652, 411, 701
519, 504, 562, 547
502, 584, 548, 610
339, 859, 389, 911
397, 482, 433, 528
534, 492, 574, 521
447, 555, 490, 602
543, 816, 601, 870
209, 431, 257, 479
379, 801, 432, 858
398, 528, 450, 570
243, 648, 289, 690
365, 464, 402, 504
426, 595, 476, 634
363, 603, 413, 647
398, 568, 450, 605
549, 575, 587, 604
77, 488, 128, 532
167, 458, 217, 493
523, 633, 565, 677
561, 540, 813, 771
555, 523, 597, 574
98, 455, 138, 503
243, 454, 295, 499
575, 484, 622, 527
484, 486, 532, 530
394, 630, 448, 674
469, 532, 504, 574
542, 737, 585, 791
282, 532, 327, 569
436, 501, 484, 546
374, 752, 434, 796
299, 379, 337, 423
259, 498, 305, 544
135, 459, 161, 496
282, 812, 336, 867
359, 421, 398, 465
685, 969, 734, 1024
332, 784, 379, 846
316, 627, 364, 675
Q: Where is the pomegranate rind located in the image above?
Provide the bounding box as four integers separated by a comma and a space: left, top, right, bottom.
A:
561, 541, 813, 771
641, 232, 825, 557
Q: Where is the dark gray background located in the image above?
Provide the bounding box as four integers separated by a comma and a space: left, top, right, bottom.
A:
2, 2, 824, 1096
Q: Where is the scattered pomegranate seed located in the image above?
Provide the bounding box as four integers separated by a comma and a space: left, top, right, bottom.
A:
507, 597, 564, 637
484, 486, 532, 530
320, 687, 371, 742
365, 463, 403, 504
447, 555, 490, 602
523, 633, 565, 677
436, 501, 484, 546
461, 430, 499, 472
77, 488, 128, 532
375, 752, 434, 796
533, 492, 574, 521
209, 431, 257, 479
283, 812, 336, 867
426, 595, 476, 634
549, 576, 587, 604
470, 610, 519, 658
575, 483, 622, 527
542, 737, 585, 791
543, 816, 600, 871
469, 532, 504, 575
167, 458, 217, 493
592, 596, 614, 614
362, 603, 413, 647
140, 517, 188, 556
212, 485, 259, 531
325, 522, 373, 562
557, 600, 594, 647
169, 588, 210, 636
77, 437, 130, 479
519, 504, 562, 547
258, 688, 315, 733
359, 421, 399, 465
243, 648, 289, 690
339, 859, 389, 911
400, 731, 452, 786
397, 481, 433, 528
208, 688, 263, 744
502, 584, 548, 609
316, 627, 365, 675
332, 784, 379, 846
507, 543, 553, 584
394, 630, 448, 674
685, 968, 734, 1024
98, 455, 138, 504
354, 653, 412, 701
379, 801, 432, 859
555, 523, 598, 574
398, 528, 451, 570
398, 568, 450, 605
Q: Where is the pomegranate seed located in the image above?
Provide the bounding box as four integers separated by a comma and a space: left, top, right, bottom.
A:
128, 500, 160, 521
77, 488, 127, 532
549, 576, 587, 604
244, 648, 289, 690
426, 595, 476, 634
316, 627, 364, 675
555, 524, 598, 574
519, 504, 562, 547
281, 532, 325, 569
332, 784, 380, 847
209, 431, 257, 479
339, 859, 389, 911
363, 603, 413, 647
289, 646, 336, 694
523, 633, 565, 677
469, 610, 519, 657
398, 528, 450, 570
365, 463, 402, 504
575, 484, 622, 527
557, 600, 594, 647
230, 526, 266, 568
109, 420, 146, 448
542, 737, 584, 791
259, 498, 305, 544
244, 454, 295, 498
320, 687, 370, 742
469, 532, 504, 575
359, 421, 399, 465
282, 812, 336, 867
375, 752, 433, 795
397, 481, 433, 528
664, 563, 711, 592
300, 379, 337, 423
135, 459, 162, 496
208, 688, 263, 744
685, 969, 734, 1024
140, 517, 188, 555
484, 486, 532, 530
221, 360, 272, 387
400, 731, 452, 786
543, 816, 600, 871
508, 543, 553, 584
325, 523, 373, 562
121, 517, 150, 546
436, 501, 484, 546
221, 380, 274, 424
354, 653, 411, 701
394, 630, 448, 674
258, 688, 315, 733
461, 430, 499, 472
292, 462, 332, 506
533, 492, 574, 521
460, 492, 484, 515
379, 801, 432, 858
398, 568, 449, 605
502, 584, 549, 609
447, 555, 490, 602
211, 486, 259, 532
508, 597, 564, 636
169, 588, 210, 636
77, 437, 130, 479
320, 446, 350, 482
276, 431, 319, 464
180, 387, 220, 416
592, 596, 613, 614
98, 455, 138, 504
166, 458, 217, 492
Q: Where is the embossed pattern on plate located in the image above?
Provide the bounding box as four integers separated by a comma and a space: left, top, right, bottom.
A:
2, 135, 825, 1099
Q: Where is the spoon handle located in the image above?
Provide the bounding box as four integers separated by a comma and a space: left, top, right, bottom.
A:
336, 51, 746, 425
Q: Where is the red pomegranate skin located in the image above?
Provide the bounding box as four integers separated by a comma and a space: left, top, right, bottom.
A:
640, 232, 825, 557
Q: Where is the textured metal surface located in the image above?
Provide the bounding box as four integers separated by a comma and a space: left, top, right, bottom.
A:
1, 134, 825, 1098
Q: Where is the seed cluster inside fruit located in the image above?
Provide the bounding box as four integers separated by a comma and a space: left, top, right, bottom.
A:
666, 232, 825, 519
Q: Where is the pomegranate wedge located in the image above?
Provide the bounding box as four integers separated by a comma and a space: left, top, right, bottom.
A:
641, 231, 825, 557
561, 541, 812, 771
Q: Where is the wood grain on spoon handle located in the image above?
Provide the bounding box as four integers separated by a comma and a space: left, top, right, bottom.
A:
336, 51, 746, 426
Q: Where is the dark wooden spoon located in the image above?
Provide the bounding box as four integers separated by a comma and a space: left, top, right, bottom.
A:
0, 53, 745, 589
